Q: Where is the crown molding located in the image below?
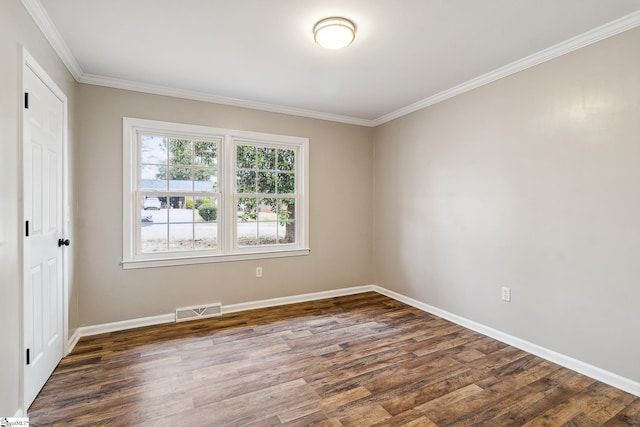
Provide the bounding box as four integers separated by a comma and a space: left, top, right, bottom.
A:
22, 0, 640, 128
372, 11, 640, 127
20, 0, 373, 127
20, 0, 83, 79
78, 73, 374, 127
372, 10, 640, 126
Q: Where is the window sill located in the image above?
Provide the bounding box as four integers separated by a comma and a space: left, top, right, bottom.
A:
121, 248, 310, 270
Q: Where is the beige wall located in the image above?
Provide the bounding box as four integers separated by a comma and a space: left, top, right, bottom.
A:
374, 27, 640, 382
0, 0, 78, 415
75, 84, 374, 326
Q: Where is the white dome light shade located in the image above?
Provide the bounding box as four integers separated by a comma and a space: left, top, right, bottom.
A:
313, 17, 356, 49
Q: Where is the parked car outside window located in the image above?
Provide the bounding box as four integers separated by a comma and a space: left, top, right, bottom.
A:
143, 197, 161, 210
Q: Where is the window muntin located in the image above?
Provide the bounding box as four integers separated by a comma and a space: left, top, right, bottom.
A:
139, 194, 219, 253
122, 118, 309, 268
235, 143, 297, 247
138, 135, 220, 254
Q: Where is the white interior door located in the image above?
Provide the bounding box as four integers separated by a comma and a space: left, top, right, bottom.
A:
23, 61, 65, 409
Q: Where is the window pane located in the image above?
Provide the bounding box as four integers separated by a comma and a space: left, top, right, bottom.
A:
142, 196, 162, 211
196, 198, 218, 223
237, 197, 257, 246
236, 145, 256, 169
141, 223, 168, 253
140, 135, 167, 164
260, 198, 277, 217
258, 199, 275, 245
169, 223, 194, 251
277, 149, 295, 171
141, 194, 167, 253
194, 223, 217, 249
281, 198, 295, 220
141, 165, 167, 191
257, 171, 276, 193
257, 147, 276, 169
168, 139, 194, 165
168, 166, 193, 192
237, 197, 257, 221
237, 170, 256, 193
194, 167, 217, 192
258, 222, 277, 245
280, 199, 296, 243
194, 140, 217, 166
191, 197, 214, 222
168, 197, 193, 222
238, 221, 257, 246
279, 221, 296, 244
276, 172, 294, 194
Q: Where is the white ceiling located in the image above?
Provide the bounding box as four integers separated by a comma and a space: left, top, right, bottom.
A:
31, 0, 640, 125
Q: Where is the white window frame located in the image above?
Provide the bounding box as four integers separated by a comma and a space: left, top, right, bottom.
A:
122, 117, 309, 269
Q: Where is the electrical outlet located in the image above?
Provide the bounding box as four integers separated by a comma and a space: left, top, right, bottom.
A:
256, 267, 263, 278
501, 287, 511, 302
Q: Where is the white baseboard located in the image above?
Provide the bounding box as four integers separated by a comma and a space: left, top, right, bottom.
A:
71, 285, 376, 342
222, 285, 376, 314
68, 284, 639, 397
372, 285, 640, 397
73, 313, 175, 339
66, 328, 81, 355
13, 408, 24, 418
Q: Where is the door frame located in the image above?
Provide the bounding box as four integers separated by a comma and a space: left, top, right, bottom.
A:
20, 47, 70, 412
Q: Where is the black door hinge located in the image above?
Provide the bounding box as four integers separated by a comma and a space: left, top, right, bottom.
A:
24, 92, 29, 109
26, 348, 30, 365
25, 220, 29, 237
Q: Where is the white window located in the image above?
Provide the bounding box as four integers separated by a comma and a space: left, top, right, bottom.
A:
122, 118, 309, 269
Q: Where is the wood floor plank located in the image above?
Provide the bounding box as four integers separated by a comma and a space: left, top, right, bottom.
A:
28, 292, 640, 426
603, 401, 640, 426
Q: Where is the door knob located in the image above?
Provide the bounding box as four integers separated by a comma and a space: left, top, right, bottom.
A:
58, 238, 70, 247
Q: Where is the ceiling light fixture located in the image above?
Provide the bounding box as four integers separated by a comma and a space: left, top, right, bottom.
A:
313, 17, 356, 49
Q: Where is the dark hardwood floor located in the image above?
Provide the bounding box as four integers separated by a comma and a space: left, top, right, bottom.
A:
29, 292, 640, 426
